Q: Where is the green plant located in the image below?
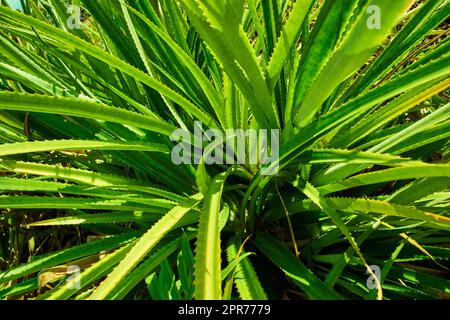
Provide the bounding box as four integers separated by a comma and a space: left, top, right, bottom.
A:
0, 0, 449, 300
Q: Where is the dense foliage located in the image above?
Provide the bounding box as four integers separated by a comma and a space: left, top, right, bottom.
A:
0, 0, 449, 300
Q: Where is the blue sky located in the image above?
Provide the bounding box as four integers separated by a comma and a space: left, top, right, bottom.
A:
5, 0, 23, 11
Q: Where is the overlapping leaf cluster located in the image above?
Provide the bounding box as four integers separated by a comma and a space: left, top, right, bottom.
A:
0, 0, 449, 300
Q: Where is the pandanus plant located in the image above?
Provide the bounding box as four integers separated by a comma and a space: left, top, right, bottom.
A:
0, 0, 449, 300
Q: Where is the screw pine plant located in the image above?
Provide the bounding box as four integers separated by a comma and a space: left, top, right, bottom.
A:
0, 0, 449, 300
